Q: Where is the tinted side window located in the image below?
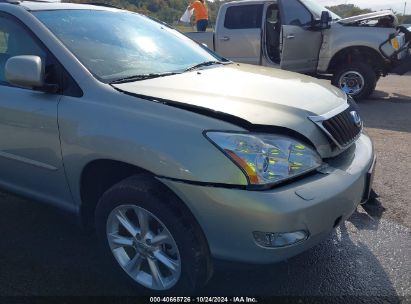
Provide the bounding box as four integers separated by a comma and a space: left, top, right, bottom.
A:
0, 14, 47, 85
281, 0, 312, 26
224, 5, 263, 29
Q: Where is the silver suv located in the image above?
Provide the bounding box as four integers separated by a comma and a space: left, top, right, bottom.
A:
0, 0, 375, 293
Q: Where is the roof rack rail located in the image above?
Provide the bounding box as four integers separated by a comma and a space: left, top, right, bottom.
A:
0, 0, 63, 3
25, 0, 62, 2
0, 0, 20, 4
84, 2, 122, 9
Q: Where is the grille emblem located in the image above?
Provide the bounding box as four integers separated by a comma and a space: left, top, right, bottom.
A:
350, 111, 362, 127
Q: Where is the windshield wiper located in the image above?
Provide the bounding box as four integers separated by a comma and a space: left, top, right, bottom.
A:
184, 61, 225, 72
110, 61, 227, 83
110, 72, 180, 84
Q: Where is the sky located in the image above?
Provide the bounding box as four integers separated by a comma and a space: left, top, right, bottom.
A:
317, 0, 411, 14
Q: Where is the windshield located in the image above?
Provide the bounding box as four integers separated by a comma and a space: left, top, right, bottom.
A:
33, 10, 221, 82
300, 0, 341, 20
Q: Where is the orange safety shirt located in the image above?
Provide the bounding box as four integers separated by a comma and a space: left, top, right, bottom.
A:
190, 1, 208, 22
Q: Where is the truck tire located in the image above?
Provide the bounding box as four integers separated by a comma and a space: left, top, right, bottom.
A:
332, 63, 377, 100
95, 174, 213, 294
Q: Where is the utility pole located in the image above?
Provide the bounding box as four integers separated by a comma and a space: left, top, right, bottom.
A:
404, 1, 407, 16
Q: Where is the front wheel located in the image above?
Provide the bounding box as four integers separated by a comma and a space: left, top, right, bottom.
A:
95, 174, 213, 294
332, 63, 377, 100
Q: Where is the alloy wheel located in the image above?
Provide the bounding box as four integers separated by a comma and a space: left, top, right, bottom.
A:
106, 205, 181, 290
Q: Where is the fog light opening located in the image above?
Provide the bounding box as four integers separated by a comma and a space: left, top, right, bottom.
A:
253, 230, 308, 248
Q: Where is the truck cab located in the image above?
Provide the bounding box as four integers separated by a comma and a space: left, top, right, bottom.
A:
215, 0, 328, 73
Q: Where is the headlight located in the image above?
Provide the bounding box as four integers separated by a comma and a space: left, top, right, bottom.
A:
205, 132, 322, 186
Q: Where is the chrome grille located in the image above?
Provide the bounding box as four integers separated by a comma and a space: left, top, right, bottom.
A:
309, 104, 362, 149
322, 108, 362, 147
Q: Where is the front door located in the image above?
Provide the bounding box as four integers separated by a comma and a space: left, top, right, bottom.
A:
215, 4, 264, 65
278, 0, 322, 73
0, 12, 72, 205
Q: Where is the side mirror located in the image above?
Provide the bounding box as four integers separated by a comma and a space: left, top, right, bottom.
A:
320, 11, 331, 29
5, 55, 44, 88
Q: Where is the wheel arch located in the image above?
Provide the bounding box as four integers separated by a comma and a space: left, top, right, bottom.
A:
78, 159, 207, 245
327, 46, 386, 75
79, 159, 148, 229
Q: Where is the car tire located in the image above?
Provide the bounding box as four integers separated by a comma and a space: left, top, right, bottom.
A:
95, 174, 213, 294
332, 62, 377, 100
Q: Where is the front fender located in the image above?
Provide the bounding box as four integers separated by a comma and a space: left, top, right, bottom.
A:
58, 87, 249, 208
318, 25, 395, 72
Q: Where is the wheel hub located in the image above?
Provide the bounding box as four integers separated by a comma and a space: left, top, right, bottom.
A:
134, 239, 155, 256
339, 71, 365, 95
347, 79, 357, 87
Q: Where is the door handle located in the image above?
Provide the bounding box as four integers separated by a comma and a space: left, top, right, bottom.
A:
219, 36, 230, 41
286, 34, 295, 39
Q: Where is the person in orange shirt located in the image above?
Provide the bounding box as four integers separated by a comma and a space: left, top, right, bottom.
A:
188, 0, 208, 32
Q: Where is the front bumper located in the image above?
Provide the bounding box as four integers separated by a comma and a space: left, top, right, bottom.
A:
390, 50, 411, 75
381, 30, 411, 75
160, 133, 375, 264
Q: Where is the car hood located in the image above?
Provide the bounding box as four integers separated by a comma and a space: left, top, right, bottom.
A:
113, 64, 347, 157
113, 63, 346, 126
338, 10, 396, 25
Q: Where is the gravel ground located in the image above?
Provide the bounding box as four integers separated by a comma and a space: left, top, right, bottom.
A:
0, 75, 410, 299
360, 74, 411, 228
205, 211, 411, 298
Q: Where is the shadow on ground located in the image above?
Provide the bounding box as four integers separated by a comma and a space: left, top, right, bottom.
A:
370, 90, 411, 103
358, 93, 411, 133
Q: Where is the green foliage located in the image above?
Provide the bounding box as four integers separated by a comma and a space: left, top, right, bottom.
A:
326, 4, 372, 18
327, 4, 411, 25
66, 0, 230, 26
0, 33, 7, 53
65, 1, 411, 27
398, 15, 411, 24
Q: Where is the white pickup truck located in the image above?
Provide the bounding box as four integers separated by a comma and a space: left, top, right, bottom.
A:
186, 0, 411, 99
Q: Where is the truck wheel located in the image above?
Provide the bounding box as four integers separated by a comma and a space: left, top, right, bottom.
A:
95, 174, 212, 294
332, 63, 377, 100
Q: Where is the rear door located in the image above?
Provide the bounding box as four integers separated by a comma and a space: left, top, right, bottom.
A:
215, 3, 264, 65
278, 0, 322, 72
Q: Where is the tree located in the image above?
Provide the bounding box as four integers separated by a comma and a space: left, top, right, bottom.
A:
65, 0, 229, 25
398, 15, 411, 24
326, 4, 372, 18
